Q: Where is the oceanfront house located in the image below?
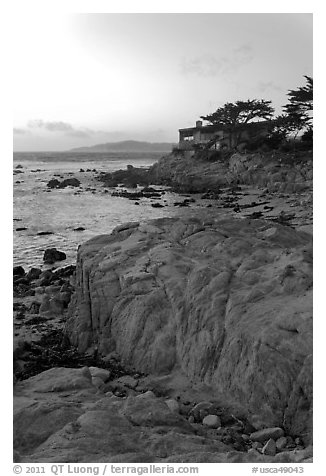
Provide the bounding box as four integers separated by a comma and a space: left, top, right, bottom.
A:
178, 120, 269, 152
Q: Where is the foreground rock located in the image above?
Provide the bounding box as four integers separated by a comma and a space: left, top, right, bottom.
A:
14, 367, 312, 463
66, 213, 312, 444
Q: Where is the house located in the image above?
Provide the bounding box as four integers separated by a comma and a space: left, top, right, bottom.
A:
178, 120, 270, 152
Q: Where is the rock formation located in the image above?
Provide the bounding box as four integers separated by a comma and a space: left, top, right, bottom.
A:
66, 212, 313, 443
148, 150, 312, 194
14, 367, 312, 463
14, 149, 313, 462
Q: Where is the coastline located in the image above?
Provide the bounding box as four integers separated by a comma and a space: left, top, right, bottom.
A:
13, 149, 313, 463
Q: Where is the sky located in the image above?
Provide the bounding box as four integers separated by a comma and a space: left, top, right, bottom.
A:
12, 12, 313, 151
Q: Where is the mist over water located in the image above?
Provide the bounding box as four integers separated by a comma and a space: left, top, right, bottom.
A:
13, 152, 176, 270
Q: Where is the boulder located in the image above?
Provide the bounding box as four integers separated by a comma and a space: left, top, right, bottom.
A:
43, 248, 66, 264
60, 178, 80, 188
47, 179, 61, 188
14, 266, 25, 277
66, 214, 312, 441
26, 268, 42, 280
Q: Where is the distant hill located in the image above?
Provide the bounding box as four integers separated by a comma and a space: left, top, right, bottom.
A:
69, 140, 176, 153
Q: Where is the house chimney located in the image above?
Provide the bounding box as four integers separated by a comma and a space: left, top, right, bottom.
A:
196, 120, 203, 128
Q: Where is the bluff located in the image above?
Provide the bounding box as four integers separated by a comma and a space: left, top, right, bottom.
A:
148, 150, 313, 193
66, 212, 313, 442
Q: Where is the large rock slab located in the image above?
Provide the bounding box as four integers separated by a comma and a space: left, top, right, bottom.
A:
66, 213, 313, 441
14, 367, 312, 463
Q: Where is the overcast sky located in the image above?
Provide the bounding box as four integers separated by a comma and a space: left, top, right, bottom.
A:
13, 13, 312, 151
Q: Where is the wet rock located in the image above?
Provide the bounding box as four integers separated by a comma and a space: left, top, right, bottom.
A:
47, 179, 61, 188
37, 270, 54, 286
47, 177, 80, 189
26, 268, 42, 281
60, 178, 80, 187
250, 427, 284, 443
53, 265, 76, 279
43, 248, 66, 264
37, 231, 54, 236
14, 266, 25, 277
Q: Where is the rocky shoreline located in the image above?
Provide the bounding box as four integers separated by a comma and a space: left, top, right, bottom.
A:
13, 150, 313, 463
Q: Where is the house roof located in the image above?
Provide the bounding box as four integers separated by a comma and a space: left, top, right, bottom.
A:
179, 124, 223, 133
179, 120, 271, 134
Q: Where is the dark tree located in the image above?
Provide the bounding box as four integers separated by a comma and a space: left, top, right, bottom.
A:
201, 99, 274, 149
285, 75, 313, 113
283, 76, 313, 137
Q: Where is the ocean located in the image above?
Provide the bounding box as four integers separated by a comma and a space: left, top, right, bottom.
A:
13, 151, 179, 270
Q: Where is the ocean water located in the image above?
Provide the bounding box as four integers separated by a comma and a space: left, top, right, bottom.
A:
13, 151, 179, 270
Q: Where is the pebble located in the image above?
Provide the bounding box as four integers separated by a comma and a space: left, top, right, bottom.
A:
165, 399, 179, 413
276, 436, 288, 451
202, 414, 221, 429
262, 438, 276, 456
